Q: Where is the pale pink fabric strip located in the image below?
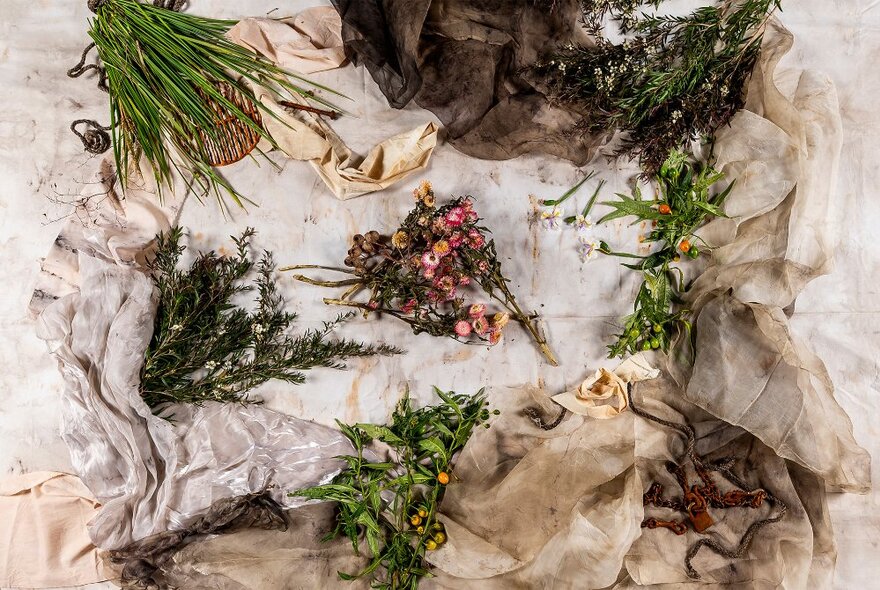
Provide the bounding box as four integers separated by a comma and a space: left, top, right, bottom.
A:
0, 472, 108, 588
227, 8, 347, 74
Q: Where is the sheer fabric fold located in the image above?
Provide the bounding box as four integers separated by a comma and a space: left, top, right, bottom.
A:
330, 0, 599, 163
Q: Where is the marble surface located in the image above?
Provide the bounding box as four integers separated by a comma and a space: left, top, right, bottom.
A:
0, 1, 878, 588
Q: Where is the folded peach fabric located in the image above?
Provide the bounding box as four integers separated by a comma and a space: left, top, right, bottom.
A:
0, 471, 107, 588
552, 353, 659, 418
228, 8, 346, 74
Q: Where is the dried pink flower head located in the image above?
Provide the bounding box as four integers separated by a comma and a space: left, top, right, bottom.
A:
468, 303, 486, 319
445, 207, 465, 227
421, 251, 441, 270
473, 316, 489, 335
488, 328, 503, 345
467, 228, 485, 249
454, 320, 472, 337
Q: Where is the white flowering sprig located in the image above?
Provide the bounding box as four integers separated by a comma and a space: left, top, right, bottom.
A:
141, 228, 401, 415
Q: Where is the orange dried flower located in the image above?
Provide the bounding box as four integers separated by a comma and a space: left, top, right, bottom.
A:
658, 203, 671, 215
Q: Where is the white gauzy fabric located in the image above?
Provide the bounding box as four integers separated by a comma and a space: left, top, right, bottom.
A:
36, 254, 353, 550
28, 158, 185, 317
671, 21, 871, 493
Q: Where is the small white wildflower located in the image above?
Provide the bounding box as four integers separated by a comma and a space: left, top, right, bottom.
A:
578, 238, 601, 262
252, 323, 265, 335
671, 110, 682, 122
574, 214, 594, 232
720, 84, 729, 95
205, 360, 218, 371
540, 206, 564, 230
170, 323, 182, 332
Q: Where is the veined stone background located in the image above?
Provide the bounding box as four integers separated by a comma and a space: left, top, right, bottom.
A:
0, 1, 877, 588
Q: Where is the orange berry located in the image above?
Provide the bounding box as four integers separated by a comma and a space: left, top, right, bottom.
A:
679, 240, 691, 253
437, 472, 450, 485
658, 204, 671, 215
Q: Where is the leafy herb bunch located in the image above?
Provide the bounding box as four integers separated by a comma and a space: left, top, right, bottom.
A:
294, 389, 495, 589
539, 0, 780, 173
141, 227, 399, 413
287, 181, 558, 365
597, 150, 733, 357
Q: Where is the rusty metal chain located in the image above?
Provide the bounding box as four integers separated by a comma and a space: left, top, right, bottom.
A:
628, 384, 786, 580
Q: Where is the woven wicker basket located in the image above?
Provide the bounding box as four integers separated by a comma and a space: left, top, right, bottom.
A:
196, 83, 263, 167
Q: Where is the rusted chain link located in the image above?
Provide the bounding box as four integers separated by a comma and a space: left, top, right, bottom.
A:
628, 384, 786, 580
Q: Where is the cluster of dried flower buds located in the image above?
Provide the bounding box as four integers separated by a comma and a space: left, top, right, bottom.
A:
344, 230, 391, 274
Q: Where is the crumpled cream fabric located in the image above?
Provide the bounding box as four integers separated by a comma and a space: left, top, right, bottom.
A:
36, 254, 354, 551
257, 90, 439, 200
553, 353, 659, 418
230, 14, 439, 200
228, 9, 347, 75
0, 471, 108, 588
668, 20, 870, 494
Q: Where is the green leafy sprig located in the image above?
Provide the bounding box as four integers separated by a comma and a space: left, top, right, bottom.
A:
598, 150, 732, 357
294, 389, 495, 589
539, 0, 780, 173
89, 0, 342, 208
140, 227, 400, 414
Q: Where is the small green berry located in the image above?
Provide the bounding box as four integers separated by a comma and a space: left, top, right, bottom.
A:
650, 338, 660, 349
652, 324, 662, 333
641, 340, 652, 351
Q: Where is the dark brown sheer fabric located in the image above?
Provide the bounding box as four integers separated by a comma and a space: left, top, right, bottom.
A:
107, 491, 288, 590
331, 0, 599, 163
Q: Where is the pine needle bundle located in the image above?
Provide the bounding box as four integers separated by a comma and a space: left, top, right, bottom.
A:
86, 0, 340, 208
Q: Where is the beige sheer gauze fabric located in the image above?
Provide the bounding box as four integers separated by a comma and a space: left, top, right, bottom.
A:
36, 250, 356, 551
145, 21, 869, 589
0, 472, 108, 588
